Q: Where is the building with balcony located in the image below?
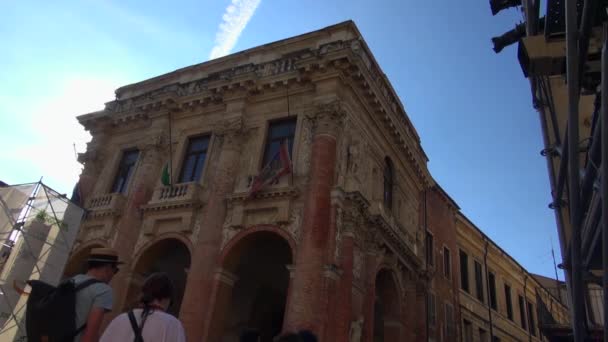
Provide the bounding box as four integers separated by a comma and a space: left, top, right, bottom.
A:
63, 19, 574, 342
64, 21, 462, 342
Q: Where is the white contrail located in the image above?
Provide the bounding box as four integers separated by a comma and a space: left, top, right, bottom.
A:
209, 0, 262, 60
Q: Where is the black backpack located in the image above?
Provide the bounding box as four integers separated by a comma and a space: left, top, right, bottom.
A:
25, 278, 100, 342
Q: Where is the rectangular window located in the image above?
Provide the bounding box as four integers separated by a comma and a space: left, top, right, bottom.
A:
518, 295, 527, 330
489, 272, 497, 310
527, 301, 536, 336
111, 149, 139, 194
504, 284, 513, 320
444, 303, 455, 339
426, 232, 434, 266
460, 250, 469, 293
479, 328, 488, 342
262, 118, 296, 167
427, 293, 436, 326
474, 260, 484, 302
179, 136, 210, 183
443, 247, 451, 279
463, 319, 472, 342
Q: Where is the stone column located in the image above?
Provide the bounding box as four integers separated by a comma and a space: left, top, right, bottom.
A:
361, 252, 379, 342
180, 118, 244, 342
282, 103, 344, 335
204, 269, 239, 342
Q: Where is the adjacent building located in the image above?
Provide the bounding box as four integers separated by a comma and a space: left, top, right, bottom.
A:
457, 214, 570, 341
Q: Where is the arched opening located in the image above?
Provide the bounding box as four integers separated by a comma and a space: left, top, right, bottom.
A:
126, 238, 191, 316
373, 269, 401, 342
62, 243, 104, 279
214, 231, 293, 342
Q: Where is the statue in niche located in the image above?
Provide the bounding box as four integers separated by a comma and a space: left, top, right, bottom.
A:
349, 316, 364, 342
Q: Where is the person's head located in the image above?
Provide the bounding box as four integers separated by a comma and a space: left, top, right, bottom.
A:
86, 247, 123, 283
140, 272, 174, 311
240, 329, 260, 342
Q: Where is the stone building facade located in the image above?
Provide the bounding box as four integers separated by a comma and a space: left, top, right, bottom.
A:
64, 20, 568, 342
65, 21, 457, 342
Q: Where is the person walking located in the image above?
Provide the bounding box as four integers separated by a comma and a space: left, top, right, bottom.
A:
74, 247, 122, 342
100, 272, 186, 342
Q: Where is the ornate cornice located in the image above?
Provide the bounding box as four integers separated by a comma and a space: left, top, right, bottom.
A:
77, 32, 431, 185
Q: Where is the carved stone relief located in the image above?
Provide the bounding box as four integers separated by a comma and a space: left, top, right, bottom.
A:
333, 207, 343, 261
281, 207, 302, 243
297, 116, 314, 180
352, 247, 363, 281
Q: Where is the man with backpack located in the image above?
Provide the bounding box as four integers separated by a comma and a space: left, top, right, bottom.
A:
72, 247, 122, 342
25, 247, 122, 342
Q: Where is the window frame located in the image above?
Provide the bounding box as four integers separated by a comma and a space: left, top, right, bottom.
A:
474, 259, 484, 303
426, 231, 434, 267
110, 149, 140, 194
504, 283, 513, 321
261, 117, 297, 169
443, 246, 451, 279
518, 294, 528, 330
488, 271, 497, 310
460, 249, 470, 293
178, 135, 211, 184
427, 292, 437, 326
527, 300, 536, 336
462, 319, 473, 342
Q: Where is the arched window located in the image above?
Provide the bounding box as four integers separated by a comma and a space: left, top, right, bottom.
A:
383, 157, 394, 210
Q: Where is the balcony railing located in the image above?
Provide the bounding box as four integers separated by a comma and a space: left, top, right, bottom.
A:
143, 182, 203, 211
85, 193, 127, 217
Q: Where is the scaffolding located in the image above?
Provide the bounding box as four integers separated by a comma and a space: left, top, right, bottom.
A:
0, 182, 83, 342
491, 0, 607, 340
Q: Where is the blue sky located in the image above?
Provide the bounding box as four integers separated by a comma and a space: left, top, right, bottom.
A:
0, 1, 563, 280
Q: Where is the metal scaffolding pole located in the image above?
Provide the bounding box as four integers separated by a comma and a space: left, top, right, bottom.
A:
601, 21, 608, 342
565, 0, 588, 340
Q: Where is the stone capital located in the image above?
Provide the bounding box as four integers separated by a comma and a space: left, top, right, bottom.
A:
212, 117, 247, 150
305, 100, 346, 138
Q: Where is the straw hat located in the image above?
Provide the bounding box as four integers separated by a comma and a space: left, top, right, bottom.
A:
87, 247, 124, 264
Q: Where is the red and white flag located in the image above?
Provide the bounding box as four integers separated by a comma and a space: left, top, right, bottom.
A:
248, 140, 292, 198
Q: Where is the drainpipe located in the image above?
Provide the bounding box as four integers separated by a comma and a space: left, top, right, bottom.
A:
524, 273, 531, 342
483, 240, 494, 339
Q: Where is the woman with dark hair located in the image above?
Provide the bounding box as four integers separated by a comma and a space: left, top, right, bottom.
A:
100, 272, 186, 342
